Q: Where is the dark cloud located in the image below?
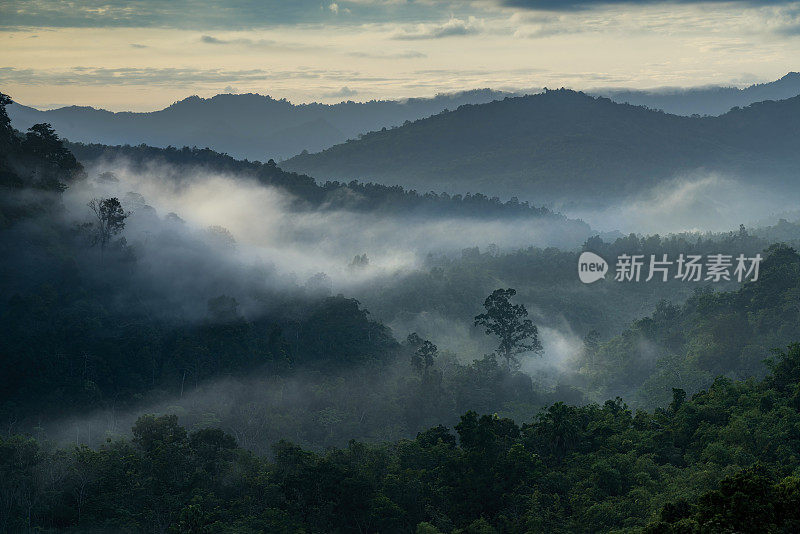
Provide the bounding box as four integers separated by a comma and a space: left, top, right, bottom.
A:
0, 0, 454, 30
0, 0, 332, 29
130, 43, 148, 48
201, 35, 227, 44
501, 0, 798, 10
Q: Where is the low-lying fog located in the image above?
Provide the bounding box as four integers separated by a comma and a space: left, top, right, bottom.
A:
37, 159, 795, 451
73, 159, 586, 292
564, 171, 798, 235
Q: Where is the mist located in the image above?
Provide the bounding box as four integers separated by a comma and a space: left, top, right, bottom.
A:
38, 320, 593, 455
12, 154, 791, 456
563, 171, 797, 235
66, 157, 590, 306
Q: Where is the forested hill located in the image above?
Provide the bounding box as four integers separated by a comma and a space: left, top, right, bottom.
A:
69, 142, 589, 229
282, 89, 800, 204
580, 242, 800, 407
8, 89, 517, 161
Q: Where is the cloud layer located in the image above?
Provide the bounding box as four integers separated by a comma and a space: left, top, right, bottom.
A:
3, 0, 799, 111
503, 0, 800, 9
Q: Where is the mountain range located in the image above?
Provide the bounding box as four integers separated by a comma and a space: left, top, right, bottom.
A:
5, 72, 800, 164
282, 89, 800, 204
7, 89, 518, 161
599, 72, 800, 116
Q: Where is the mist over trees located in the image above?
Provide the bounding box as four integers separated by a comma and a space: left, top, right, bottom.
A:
3, 345, 800, 532
4, 85, 800, 533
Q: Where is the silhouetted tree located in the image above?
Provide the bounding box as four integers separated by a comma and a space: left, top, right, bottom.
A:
0, 93, 12, 137
22, 123, 80, 190
474, 288, 542, 369
407, 332, 438, 378
87, 197, 127, 256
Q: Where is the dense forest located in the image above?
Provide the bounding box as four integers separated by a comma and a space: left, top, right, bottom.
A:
3, 345, 800, 533
4, 89, 800, 532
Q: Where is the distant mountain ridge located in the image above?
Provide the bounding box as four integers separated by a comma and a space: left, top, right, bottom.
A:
282, 89, 800, 205
598, 72, 800, 116
7, 89, 520, 161
6, 72, 799, 166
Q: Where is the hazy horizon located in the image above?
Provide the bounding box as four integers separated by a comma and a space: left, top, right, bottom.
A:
4, 72, 798, 113
3, 1, 800, 111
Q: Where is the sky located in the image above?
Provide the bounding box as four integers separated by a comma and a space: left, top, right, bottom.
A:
1, 0, 799, 111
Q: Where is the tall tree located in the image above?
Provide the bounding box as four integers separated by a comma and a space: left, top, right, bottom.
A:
407, 332, 438, 378
22, 123, 81, 191
87, 197, 127, 256
474, 288, 542, 369
0, 93, 12, 139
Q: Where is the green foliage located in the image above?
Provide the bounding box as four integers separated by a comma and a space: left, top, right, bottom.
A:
7, 93, 800, 533
3, 345, 800, 532
579, 244, 800, 407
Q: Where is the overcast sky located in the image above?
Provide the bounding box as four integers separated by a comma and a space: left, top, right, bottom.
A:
1, 0, 799, 110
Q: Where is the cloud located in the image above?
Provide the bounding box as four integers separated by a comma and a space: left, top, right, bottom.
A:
0, 0, 457, 30
200, 35, 279, 47
199, 34, 317, 51
0, 66, 372, 87
200, 35, 227, 44
564, 172, 798, 234
324, 86, 359, 98
348, 50, 427, 59
393, 17, 483, 40
130, 43, 148, 48
500, 0, 800, 10
773, 5, 800, 34
0, 0, 331, 29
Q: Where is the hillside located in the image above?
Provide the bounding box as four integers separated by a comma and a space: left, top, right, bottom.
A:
67, 142, 587, 236
7, 89, 518, 161
282, 89, 800, 204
